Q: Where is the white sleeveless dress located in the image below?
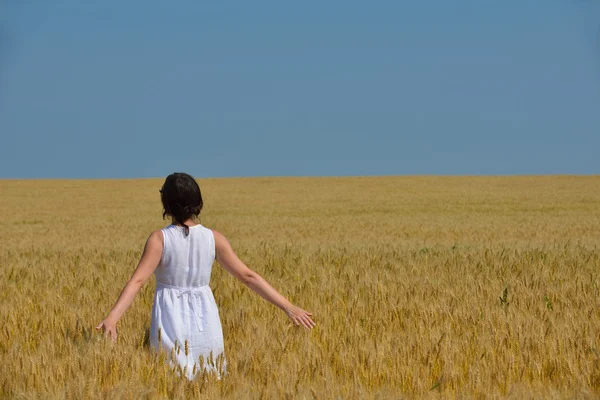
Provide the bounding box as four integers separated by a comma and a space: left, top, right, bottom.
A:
150, 224, 226, 380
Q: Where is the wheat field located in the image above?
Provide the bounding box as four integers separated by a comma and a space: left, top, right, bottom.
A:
0, 176, 599, 399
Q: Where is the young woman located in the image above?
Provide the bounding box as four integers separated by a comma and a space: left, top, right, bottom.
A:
96, 172, 315, 380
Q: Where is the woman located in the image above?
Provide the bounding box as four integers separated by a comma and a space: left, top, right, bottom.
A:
96, 172, 315, 380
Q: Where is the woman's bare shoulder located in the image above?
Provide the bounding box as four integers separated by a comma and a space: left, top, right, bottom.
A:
209, 229, 225, 241
209, 229, 233, 251
146, 230, 164, 245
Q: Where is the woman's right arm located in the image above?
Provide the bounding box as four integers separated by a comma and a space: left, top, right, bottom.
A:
212, 230, 315, 330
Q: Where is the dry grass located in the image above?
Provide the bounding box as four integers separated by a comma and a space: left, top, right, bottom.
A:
0, 176, 599, 399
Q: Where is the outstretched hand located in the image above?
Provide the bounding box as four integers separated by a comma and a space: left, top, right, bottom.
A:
96, 318, 118, 343
285, 305, 316, 329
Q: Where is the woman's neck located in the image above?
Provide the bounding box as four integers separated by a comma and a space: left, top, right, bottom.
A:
171, 218, 197, 227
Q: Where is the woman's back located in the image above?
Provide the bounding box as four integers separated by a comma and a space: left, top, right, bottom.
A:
155, 224, 215, 288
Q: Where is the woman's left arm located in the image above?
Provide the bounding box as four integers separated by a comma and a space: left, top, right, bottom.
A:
96, 230, 163, 342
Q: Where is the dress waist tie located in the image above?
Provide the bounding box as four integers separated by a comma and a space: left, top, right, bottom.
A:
156, 282, 210, 332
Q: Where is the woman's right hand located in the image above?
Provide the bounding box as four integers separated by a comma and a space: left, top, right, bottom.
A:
285, 305, 316, 329
96, 318, 118, 343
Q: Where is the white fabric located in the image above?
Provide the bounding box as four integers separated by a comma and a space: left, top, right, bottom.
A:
150, 224, 226, 380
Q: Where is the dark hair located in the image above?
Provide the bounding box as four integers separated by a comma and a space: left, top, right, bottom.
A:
160, 172, 203, 236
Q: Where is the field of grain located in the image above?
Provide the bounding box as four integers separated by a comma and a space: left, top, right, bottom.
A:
1, 176, 599, 399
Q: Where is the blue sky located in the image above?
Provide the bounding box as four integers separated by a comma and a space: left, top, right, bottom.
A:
0, 1, 598, 178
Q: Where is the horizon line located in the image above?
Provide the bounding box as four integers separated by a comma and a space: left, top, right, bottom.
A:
0, 173, 598, 181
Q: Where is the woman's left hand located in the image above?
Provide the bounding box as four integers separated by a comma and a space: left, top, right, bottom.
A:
285, 305, 316, 330
96, 318, 118, 343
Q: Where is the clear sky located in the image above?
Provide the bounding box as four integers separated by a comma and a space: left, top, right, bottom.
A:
0, 1, 598, 178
